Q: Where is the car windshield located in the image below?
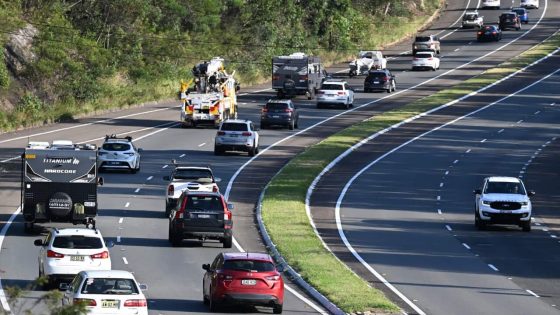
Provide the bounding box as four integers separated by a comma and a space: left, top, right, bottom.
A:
464, 14, 477, 20
501, 14, 516, 19
359, 52, 373, 59
221, 123, 248, 131
321, 84, 343, 90
186, 195, 223, 212
415, 36, 431, 42
483, 26, 495, 31
174, 169, 212, 181
81, 278, 139, 295
415, 53, 432, 58
484, 181, 526, 195
223, 260, 275, 272
265, 103, 289, 110
52, 235, 103, 249
512, 9, 525, 15
367, 73, 386, 80
102, 143, 131, 151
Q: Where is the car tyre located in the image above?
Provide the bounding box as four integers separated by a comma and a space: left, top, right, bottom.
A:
288, 120, 294, 130
214, 146, 223, 156
261, 122, 267, 130
248, 143, 256, 157
521, 221, 531, 232
273, 303, 283, 314
474, 211, 486, 230
295, 119, 299, 129
209, 294, 219, 312
223, 235, 233, 248
169, 229, 182, 247
203, 293, 209, 305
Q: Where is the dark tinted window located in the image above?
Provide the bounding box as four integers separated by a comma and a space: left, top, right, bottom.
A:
367, 72, 386, 80
512, 9, 525, 15
186, 195, 223, 212
484, 182, 526, 195
174, 169, 213, 181
223, 259, 275, 272
221, 122, 248, 131
102, 143, 131, 151
501, 13, 516, 19
415, 53, 433, 58
321, 84, 344, 90
415, 36, 431, 42
483, 26, 496, 31
81, 278, 139, 295
464, 14, 477, 20
265, 103, 290, 110
53, 235, 103, 249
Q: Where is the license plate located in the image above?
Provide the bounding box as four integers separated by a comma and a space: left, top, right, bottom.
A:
109, 161, 120, 165
241, 279, 257, 286
373, 81, 380, 84
500, 210, 512, 214
101, 300, 118, 308
230, 134, 238, 137
198, 214, 211, 218
70, 256, 85, 262
203, 106, 209, 109
272, 115, 280, 118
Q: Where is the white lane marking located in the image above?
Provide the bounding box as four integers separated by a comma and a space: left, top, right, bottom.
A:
117, 236, 121, 243
453, 159, 459, 164
437, 0, 474, 38
162, 164, 168, 169
480, 139, 487, 143
543, 228, 549, 232
125, 202, 130, 208
437, 196, 441, 201
535, 222, 541, 226
147, 176, 153, 181
535, 111, 541, 114
466, 149, 471, 153
0, 156, 19, 163
118, 218, 124, 224
446, 225, 453, 231
237, 87, 273, 96
551, 103, 556, 106
498, 129, 504, 133
179, 154, 186, 158
551, 235, 557, 238
527, 290, 540, 298
462, 243, 471, 250
517, 120, 523, 124
440, 182, 444, 187
454, 48, 460, 52
0, 207, 20, 312
438, 209, 442, 215
198, 143, 206, 147
123, 257, 129, 265
488, 264, 499, 271
445, 171, 449, 175
134, 188, 140, 193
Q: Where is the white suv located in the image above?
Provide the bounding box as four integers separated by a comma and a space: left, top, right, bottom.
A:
474, 176, 534, 231
316, 80, 354, 109
35, 228, 113, 289
214, 120, 260, 156
98, 135, 142, 173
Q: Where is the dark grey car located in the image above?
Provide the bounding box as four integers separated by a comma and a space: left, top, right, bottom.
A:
260, 99, 299, 130
364, 69, 396, 93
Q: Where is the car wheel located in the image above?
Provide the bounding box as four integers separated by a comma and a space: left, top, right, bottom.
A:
169, 229, 182, 247
209, 294, 219, 312
316, 103, 322, 109
248, 143, 256, 157
260, 122, 266, 129
474, 211, 486, 230
392, 82, 397, 92
288, 121, 294, 130
223, 235, 233, 248
203, 293, 209, 305
432, 66, 436, 71
273, 303, 283, 314
521, 221, 531, 232
295, 119, 299, 129
214, 146, 223, 156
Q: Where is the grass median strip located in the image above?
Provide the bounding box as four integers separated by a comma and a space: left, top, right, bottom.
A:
262, 33, 560, 314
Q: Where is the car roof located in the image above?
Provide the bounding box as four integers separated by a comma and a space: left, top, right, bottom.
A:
322, 80, 346, 85
183, 191, 222, 197
222, 119, 251, 124
223, 252, 273, 261
415, 52, 435, 56
80, 270, 136, 279
266, 99, 292, 104
465, 11, 479, 14
486, 176, 521, 183
175, 166, 211, 170
52, 228, 102, 236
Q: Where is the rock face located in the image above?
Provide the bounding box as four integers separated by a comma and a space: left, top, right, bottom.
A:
4, 24, 38, 74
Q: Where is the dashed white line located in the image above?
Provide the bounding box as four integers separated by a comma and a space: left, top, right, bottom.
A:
437, 196, 441, 201
543, 228, 549, 232
534, 111, 541, 114
488, 264, 499, 271
517, 120, 523, 124
198, 142, 206, 147
117, 236, 121, 243
134, 188, 140, 193
123, 257, 129, 265
445, 225, 452, 231
147, 176, 153, 181
454, 48, 460, 52
462, 243, 471, 250
480, 139, 487, 143
179, 154, 186, 158
551, 103, 556, 106
526, 290, 540, 298
535, 222, 541, 226
551, 235, 557, 238
466, 149, 471, 153
445, 171, 449, 175
439, 182, 444, 187
118, 218, 124, 224
453, 159, 459, 164
125, 202, 130, 208
162, 164, 168, 169
437, 209, 442, 215
498, 129, 504, 133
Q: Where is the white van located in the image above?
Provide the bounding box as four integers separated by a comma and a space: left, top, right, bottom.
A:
521, 0, 539, 9
482, 0, 500, 9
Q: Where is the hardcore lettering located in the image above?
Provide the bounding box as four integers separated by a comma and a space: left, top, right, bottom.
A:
44, 169, 77, 174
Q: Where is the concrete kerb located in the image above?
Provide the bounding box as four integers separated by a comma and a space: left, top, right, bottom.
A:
256, 178, 345, 315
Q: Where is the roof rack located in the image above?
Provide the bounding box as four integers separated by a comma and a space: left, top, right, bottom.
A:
105, 134, 132, 142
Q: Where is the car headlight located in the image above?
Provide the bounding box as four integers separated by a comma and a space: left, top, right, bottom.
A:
521, 201, 528, 206
482, 200, 491, 205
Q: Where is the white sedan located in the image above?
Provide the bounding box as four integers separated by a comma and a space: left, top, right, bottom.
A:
62, 270, 148, 315
412, 52, 440, 71
316, 80, 354, 109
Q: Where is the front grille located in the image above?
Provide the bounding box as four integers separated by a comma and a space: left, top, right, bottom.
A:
490, 201, 522, 210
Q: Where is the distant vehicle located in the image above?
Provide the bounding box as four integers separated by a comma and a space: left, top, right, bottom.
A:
214, 120, 260, 156
163, 163, 220, 217
260, 99, 300, 130
168, 191, 233, 247
474, 176, 534, 231
520, 0, 539, 9
61, 270, 148, 315
364, 69, 396, 93
316, 80, 354, 109
272, 53, 327, 99
412, 52, 440, 71
511, 7, 529, 24
98, 135, 142, 173
202, 252, 284, 313
412, 35, 440, 55
482, 0, 501, 9
35, 228, 113, 289
21, 140, 102, 233
462, 11, 484, 28
477, 25, 503, 41
348, 51, 387, 77
499, 12, 521, 30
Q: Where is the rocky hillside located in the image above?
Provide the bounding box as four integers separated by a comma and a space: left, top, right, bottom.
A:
0, 0, 441, 131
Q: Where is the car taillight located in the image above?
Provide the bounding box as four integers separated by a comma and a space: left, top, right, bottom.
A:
124, 299, 147, 307
428, 57, 433, 60
90, 251, 109, 259
337, 91, 345, 95
167, 185, 174, 196
478, 32, 483, 35
218, 273, 233, 280
242, 132, 252, 136
284, 108, 293, 113
74, 298, 96, 306
492, 31, 497, 34
273, 75, 280, 81
217, 131, 226, 136
265, 275, 281, 281
47, 250, 64, 258
382, 77, 388, 82
175, 208, 184, 219
224, 211, 232, 221
262, 108, 268, 113
213, 186, 218, 192
300, 75, 308, 80
125, 152, 135, 156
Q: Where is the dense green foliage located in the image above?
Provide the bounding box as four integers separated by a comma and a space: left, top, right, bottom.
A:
0, 0, 440, 131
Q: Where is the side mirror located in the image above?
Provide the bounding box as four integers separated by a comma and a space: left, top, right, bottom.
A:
59, 283, 69, 291
473, 189, 482, 195
227, 203, 234, 211
163, 176, 170, 181
236, 84, 240, 92
202, 263, 210, 271
138, 148, 143, 153
34, 239, 44, 246
106, 240, 115, 248
528, 190, 536, 196
97, 177, 104, 186
139, 284, 148, 291
214, 177, 222, 183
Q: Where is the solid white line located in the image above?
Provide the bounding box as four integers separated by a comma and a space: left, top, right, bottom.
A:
454, 48, 460, 52
488, 264, 499, 271
462, 243, 471, 250
551, 235, 557, 238
237, 87, 273, 96
0, 156, 19, 163
0, 207, 20, 312
123, 257, 129, 265
198, 143, 206, 147
498, 129, 504, 133
147, 176, 153, 181
134, 188, 140, 193
446, 225, 452, 231
527, 290, 540, 297
543, 228, 549, 232
117, 236, 121, 243
179, 154, 186, 158
118, 217, 124, 224
162, 164, 168, 169
125, 202, 130, 208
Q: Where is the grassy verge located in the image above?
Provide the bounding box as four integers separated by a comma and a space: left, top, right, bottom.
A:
262, 33, 560, 313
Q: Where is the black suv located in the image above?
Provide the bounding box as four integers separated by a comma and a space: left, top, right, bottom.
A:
260, 99, 299, 130
499, 12, 521, 30
168, 191, 233, 247
364, 69, 396, 93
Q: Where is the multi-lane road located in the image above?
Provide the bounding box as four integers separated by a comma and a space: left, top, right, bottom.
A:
0, 0, 559, 314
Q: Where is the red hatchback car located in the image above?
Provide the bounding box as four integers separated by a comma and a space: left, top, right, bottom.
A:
202, 252, 284, 313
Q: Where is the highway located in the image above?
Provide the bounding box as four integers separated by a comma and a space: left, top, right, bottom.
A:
0, 0, 558, 314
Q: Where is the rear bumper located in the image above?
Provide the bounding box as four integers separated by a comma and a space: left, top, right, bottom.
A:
261, 117, 293, 125
221, 293, 282, 307
364, 82, 390, 91
172, 223, 232, 240
215, 143, 252, 152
